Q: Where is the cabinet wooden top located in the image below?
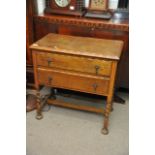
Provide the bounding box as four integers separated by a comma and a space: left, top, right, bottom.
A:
30, 33, 124, 60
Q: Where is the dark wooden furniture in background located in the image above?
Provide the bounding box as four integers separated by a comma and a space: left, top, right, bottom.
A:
118, 0, 129, 8
26, 0, 35, 87
26, 0, 129, 90
30, 33, 123, 134
26, 0, 35, 65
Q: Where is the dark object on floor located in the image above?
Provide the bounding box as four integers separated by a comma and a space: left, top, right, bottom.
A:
114, 94, 125, 104
26, 94, 37, 112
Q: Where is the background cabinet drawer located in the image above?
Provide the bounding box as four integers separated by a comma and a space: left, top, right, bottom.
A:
36, 52, 112, 76
38, 68, 109, 96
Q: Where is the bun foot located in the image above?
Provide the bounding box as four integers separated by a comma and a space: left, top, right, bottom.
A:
35, 114, 43, 120
101, 128, 109, 135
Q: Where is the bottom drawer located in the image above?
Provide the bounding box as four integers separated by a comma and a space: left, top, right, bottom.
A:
38, 68, 109, 96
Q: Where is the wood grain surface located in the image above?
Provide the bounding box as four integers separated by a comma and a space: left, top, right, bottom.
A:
38, 68, 110, 96
30, 33, 124, 60
36, 52, 112, 76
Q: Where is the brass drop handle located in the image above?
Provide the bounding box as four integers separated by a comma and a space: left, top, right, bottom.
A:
48, 77, 52, 85
92, 83, 98, 92
95, 65, 100, 75
47, 58, 52, 66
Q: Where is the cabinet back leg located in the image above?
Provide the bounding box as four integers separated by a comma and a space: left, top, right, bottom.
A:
35, 91, 43, 120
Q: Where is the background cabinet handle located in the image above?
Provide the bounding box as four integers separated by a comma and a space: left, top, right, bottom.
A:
91, 27, 95, 31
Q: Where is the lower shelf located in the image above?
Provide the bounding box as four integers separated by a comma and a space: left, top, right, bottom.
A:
47, 95, 105, 114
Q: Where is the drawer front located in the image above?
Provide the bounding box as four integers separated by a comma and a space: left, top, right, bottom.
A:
38, 68, 109, 96
36, 52, 112, 76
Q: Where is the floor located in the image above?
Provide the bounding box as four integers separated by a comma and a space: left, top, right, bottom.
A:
26, 92, 129, 155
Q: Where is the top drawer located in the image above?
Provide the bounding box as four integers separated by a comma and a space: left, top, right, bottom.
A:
36, 52, 112, 76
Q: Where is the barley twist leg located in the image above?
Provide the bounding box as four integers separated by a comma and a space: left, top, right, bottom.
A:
35, 91, 43, 120
101, 97, 112, 135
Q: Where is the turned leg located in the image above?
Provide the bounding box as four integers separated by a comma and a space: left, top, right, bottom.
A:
101, 61, 118, 134
35, 91, 43, 120
101, 96, 113, 135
